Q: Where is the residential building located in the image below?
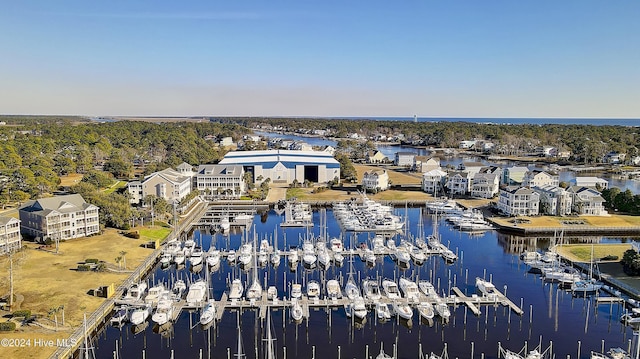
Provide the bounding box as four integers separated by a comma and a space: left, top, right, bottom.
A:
19, 194, 100, 241
522, 170, 559, 188
414, 156, 440, 172
569, 186, 608, 216
534, 146, 557, 157
447, 171, 471, 195
195, 164, 246, 198
459, 140, 476, 149
176, 162, 195, 177
362, 169, 390, 192
368, 151, 387, 164
502, 166, 529, 186
534, 185, 572, 216
0, 216, 21, 254
471, 172, 500, 199
395, 152, 416, 167
422, 169, 448, 195
127, 168, 192, 205
604, 152, 626, 164
458, 162, 485, 177
219, 137, 234, 147
498, 187, 540, 216
573, 177, 609, 190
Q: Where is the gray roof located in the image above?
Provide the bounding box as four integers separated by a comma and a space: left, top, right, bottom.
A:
20, 194, 97, 215
197, 164, 244, 176
176, 162, 193, 171
144, 168, 191, 185
0, 216, 19, 225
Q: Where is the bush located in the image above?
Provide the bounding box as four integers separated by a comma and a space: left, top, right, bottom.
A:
44, 238, 54, 246
95, 263, 106, 272
12, 310, 31, 318
0, 322, 16, 331
85, 258, 99, 264
124, 231, 140, 239
77, 264, 91, 271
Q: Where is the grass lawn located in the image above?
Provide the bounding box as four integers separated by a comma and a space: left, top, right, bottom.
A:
58, 173, 83, 187
138, 226, 172, 242
490, 214, 640, 228
0, 227, 166, 359
354, 164, 422, 185
555, 243, 633, 263
103, 180, 127, 194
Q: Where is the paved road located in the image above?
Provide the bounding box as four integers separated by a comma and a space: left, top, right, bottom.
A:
266, 183, 287, 202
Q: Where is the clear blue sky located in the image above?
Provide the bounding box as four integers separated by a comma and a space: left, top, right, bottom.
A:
1, 0, 639, 118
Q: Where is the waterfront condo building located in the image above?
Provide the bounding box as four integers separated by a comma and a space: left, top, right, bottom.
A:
19, 194, 100, 241
422, 169, 448, 194
394, 152, 416, 167
127, 167, 192, 205
195, 164, 246, 198
470, 172, 500, 199
0, 216, 21, 254
446, 171, 471, 195
533, 185, 573, 216
569, 186, 608, 216
362, 169, 390, 192
498, 186, 540, 216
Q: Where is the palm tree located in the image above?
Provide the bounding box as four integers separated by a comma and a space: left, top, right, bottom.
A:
119, 251, 127, 270
115, 256, 122, 270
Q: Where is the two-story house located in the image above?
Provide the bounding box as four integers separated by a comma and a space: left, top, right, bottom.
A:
522, 170, 559, 188
422, 169, 448, 195
362, 170, 390, 192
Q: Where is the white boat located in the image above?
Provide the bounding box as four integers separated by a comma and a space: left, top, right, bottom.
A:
395, 248, 411, 267
392, 301, 413, 320
172, 279, 187, 299
145, 283, 166, 306
417, 302, 435, 320
362, 279, 382, 301
229, 278, 244, 300
363, 248, 376, 266
164, 239, 181, 255
381, 279, 401, 300
267, 286, 278, 301
238, 243, 253, 267
129, 305, 151, 325
572, 279, 602, 294
199, 300, 217, 326
345, 296, 367, 319
307, 280, 320, 298
326, 279, 342, 300
173, 252, 186, 266
152, 295, 174, 325
110, 305, 129, 325
410, 247, 426, 264
318, 250, 332, 269
206, 247, 221, 267
226, 249, 236, 264
330, 237, 343, 252
183, 239, 196, 256
375, 302, 392, 321
302, 240, 317, 268
246, 276, 262, 301
476, 277, 498, 296
290, 283, 302, 299
344, 275, 361, 300
398, 278, 420, 302
219, 217, 230, 232
418, 280, 436, 297
288, 247, 299, 266
190, 246, 204, 267
270, 249, 281, 266
434, 298, 451, 321
160, 252, 172, 265
291, 299, 304, 322
375, 343, 393, 359
123, 282, 147, 302
186, 280, 208, 306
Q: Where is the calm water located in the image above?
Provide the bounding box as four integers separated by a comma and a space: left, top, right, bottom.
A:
91, 208, 640, 359
336, 118, 640, 127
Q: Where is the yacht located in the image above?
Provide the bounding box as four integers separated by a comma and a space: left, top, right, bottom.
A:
417, 302, 435, 320
392, 301, 413, 320
173, 252, 186, 266
190, 246, 204, 267
291, 299, 304, 322
206, 247, 221, 267
302, 240, 317, 268
238, 243, 253, 268
399, 278, 420, 302
290, 283, 302, 299
345, 296, 367, 319
307, 280, 320, 298
172, 279, 187, 300
219, 217, 230, 233
288, 247, 299, 267
476, 277, 498, 296
418, 280, 436, 297
226, 249, 236, 264
145, 283, 166, 306
317, 249, 332, 269
267, 286, 278, 301
270, 249, 281, 266
186, 280, 208, 306
395, 248, 411, 267
330, 237, 343, 252
375, 302, 392, 321
123, 282, 147, 302
381, 279, 401, 299
434, 298, 451, 321
344, 274, 361, 300
183, 239, 196, 256
199, 300, 217, 326
229, 278, 244, 300
129, 305, 151, 326
326, 279, 342, 300
362, 279, 382, 301
160, 252, 172, 266
152, 295, 174, 326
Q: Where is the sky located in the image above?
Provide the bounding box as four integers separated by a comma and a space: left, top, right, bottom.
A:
0, 1, 639, 119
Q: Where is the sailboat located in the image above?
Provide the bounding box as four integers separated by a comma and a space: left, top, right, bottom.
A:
246, 235, 262, 301
263, 309, 276, 359
571, 244, 602, 294
234, 312, 245, 358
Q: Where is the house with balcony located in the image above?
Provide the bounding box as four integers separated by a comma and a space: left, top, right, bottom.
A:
502, 166, 529, 186
415, 156, 440, 173
522, 170, 559, 188
362, 169, 390, 192
195, 164, 246, 198
471, 172, 500, 199
573, 177, 609, 191
498, 186, 540, 216
127, 167, 192, 205
395, 152, 416, 167
569, 186, 608, 216
533, 185, 572, 216
0, 216, 21, 254
19, 194, 100, 241
422, 169, 448, 195
368, 151, 388, 164
446, 171, 471, 195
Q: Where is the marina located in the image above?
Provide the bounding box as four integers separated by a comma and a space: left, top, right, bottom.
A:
79, 204, 640, 359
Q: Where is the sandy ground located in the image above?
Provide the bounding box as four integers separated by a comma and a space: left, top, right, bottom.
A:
0, 227, 167, 359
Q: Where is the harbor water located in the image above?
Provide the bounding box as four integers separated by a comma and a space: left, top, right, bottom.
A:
91, 208, 640, 358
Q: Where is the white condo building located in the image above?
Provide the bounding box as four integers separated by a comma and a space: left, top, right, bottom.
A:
195, 164, 246, 198
498, 187, 540, 216
127, 167, 192, 205
422, 169, 448, 194
0, 216, 21, 254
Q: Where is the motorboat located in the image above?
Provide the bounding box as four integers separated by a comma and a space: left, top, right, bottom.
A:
345, 296, 367, 319
418, 280, 436, 297
375, 343, 393, 359
363, 248, 376, 266
434, 298, 451, 321
270, 249, 281, 266
410, 247, 426, 264
219, 217, 230, 233
330, 237, 343, 252
417, 302, 435, 320
129, 305, 151, 326
326, 279, 342, 300
145, 283, 166, 306
110, 305, 129, 326
173, 252, 186, 266
620, 308, 640, 325
344, 275, 361, 300
206, 247, 221, 267
190, 246, 204, 266
476, 277, 498, 296
572, 279, 602, 294
317, 249, 332, 269
152, 295, 174, 326
172, 279, 187, 299
183, 239, 196, 256
291, 283, 302, 299
333, 252, 344, 266
226, 249, 236, 264
160, 252, 172, 265
375, 302, 392, 321
291, 299, 304, 322
123, 282, 147, 302
199, 300, 217, 326
307, 280, 320, 298
395, 248, 411, 267
246, 276, 262, 301
399, 278, 420, 302
238, 243, 253, 267
267, 286, 278, 301
392, 301, 413, 320
288, 247, 299, 266
362, 279, 382, 301
381, 279, 401, 300
229, 278, 244, 300
186, 280, 208, 306
302, 240, 317, 268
